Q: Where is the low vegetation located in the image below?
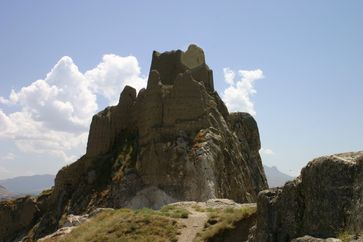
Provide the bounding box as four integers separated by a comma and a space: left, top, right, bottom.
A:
61, 205, 189, 242
337, 230, 351, 242
337, 230, 361, 242
159, 204, 190, 218
193, 206, 256, 242
38, 188, 53, 198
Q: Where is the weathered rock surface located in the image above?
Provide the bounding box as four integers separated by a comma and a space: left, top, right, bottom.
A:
291, 236, 342, 242
37, 208, 113, 242
0, 45, 267, 241
0, 197, 39, 242
250, 151, 363, 242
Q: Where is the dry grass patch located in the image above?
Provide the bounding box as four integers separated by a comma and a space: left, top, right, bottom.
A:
337, 230, 361, 242
193, 206, 256, 242
61, 207, 184, 242
159, 204, 190, 218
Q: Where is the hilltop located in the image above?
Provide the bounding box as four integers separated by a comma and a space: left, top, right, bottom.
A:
0, 45, 267, 242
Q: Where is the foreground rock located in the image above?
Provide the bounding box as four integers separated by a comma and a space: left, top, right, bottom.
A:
0, 45, 267, 241
0, 197, 39, 242
251, 151, 363, 242
291, 236, 342, 242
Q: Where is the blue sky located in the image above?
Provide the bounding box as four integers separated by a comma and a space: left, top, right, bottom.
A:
0, 1, 362, 178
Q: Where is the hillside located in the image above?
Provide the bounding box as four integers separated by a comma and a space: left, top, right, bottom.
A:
38, 199, 256, 242
0, 185, 18, 201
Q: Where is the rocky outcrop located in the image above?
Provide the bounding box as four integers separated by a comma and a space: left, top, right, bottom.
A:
0, 197, 39, 242
66, 44, 267, 208
37, 208, 113, 242
291, 236, 342, 242
0, 45, 268, 241
251, 151, 363, 242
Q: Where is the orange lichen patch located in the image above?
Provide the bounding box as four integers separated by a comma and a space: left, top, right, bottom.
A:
192, 131, 206, 145
99, 188, 110, 200
112, 168, 124, 182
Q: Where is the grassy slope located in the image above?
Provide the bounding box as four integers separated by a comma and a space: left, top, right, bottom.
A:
193, 206, 256, 242
44, 203, 256, 242
60, 206, 189, 242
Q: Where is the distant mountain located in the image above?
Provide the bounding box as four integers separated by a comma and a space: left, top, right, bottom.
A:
0, 174, 55, 195
0, 185, 18, 201
263, 165, 294, 188
0, 185, 11, 196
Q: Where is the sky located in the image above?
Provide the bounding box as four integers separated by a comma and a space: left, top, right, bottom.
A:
0, 1, 362, 179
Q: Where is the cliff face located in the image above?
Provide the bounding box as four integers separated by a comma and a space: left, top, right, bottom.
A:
58, 44, 267, 209
251, 151, 363, 242
0, 45, 268, 242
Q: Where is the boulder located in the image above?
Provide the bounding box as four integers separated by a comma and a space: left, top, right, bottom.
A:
251, 151, 363, 241
0, 196, 39, 241
291, 235, 342, 242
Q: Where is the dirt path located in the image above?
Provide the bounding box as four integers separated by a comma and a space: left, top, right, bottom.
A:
177, 209, 208, 242
174, 199, 256, 242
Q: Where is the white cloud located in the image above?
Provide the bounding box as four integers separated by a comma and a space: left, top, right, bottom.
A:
85, 54, 147, 105
223, 68, 236, 85
260, 148, 274, 155
222, 68, 264, 116
3, 153, 15, 160
0, 110, 14, 134
0, 166, 10, 174
0, 54, 146, 170
3, 57, 97, 133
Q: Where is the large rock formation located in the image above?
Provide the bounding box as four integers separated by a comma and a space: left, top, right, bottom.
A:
0, 45, 268, 241
0, 197, 39, 242
251, 151, 363, 242
79, 44, 267, 207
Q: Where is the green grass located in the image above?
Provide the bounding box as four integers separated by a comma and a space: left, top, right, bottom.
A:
61, 207, 184, 242
337, 230, 361, 242
159, 204, 190, 218
191, 204, 206, 212
38, 188, 53, 198
337, 230, 351, 242
193, 206, 256, 242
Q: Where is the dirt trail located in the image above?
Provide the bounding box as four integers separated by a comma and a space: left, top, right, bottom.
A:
177, 209, 208, 242
174, 199, 256, 242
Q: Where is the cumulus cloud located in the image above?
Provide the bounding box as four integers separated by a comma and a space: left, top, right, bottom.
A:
260, 148, 274, 155
222, 68, 264, 116
85, 54, 146, 105
0, 54, 146, 168
0, 110, 14, 133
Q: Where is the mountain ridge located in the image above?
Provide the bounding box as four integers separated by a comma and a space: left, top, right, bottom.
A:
0, 174, 54, 195
263, 165, 294, 187
0, 185, 18, 201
